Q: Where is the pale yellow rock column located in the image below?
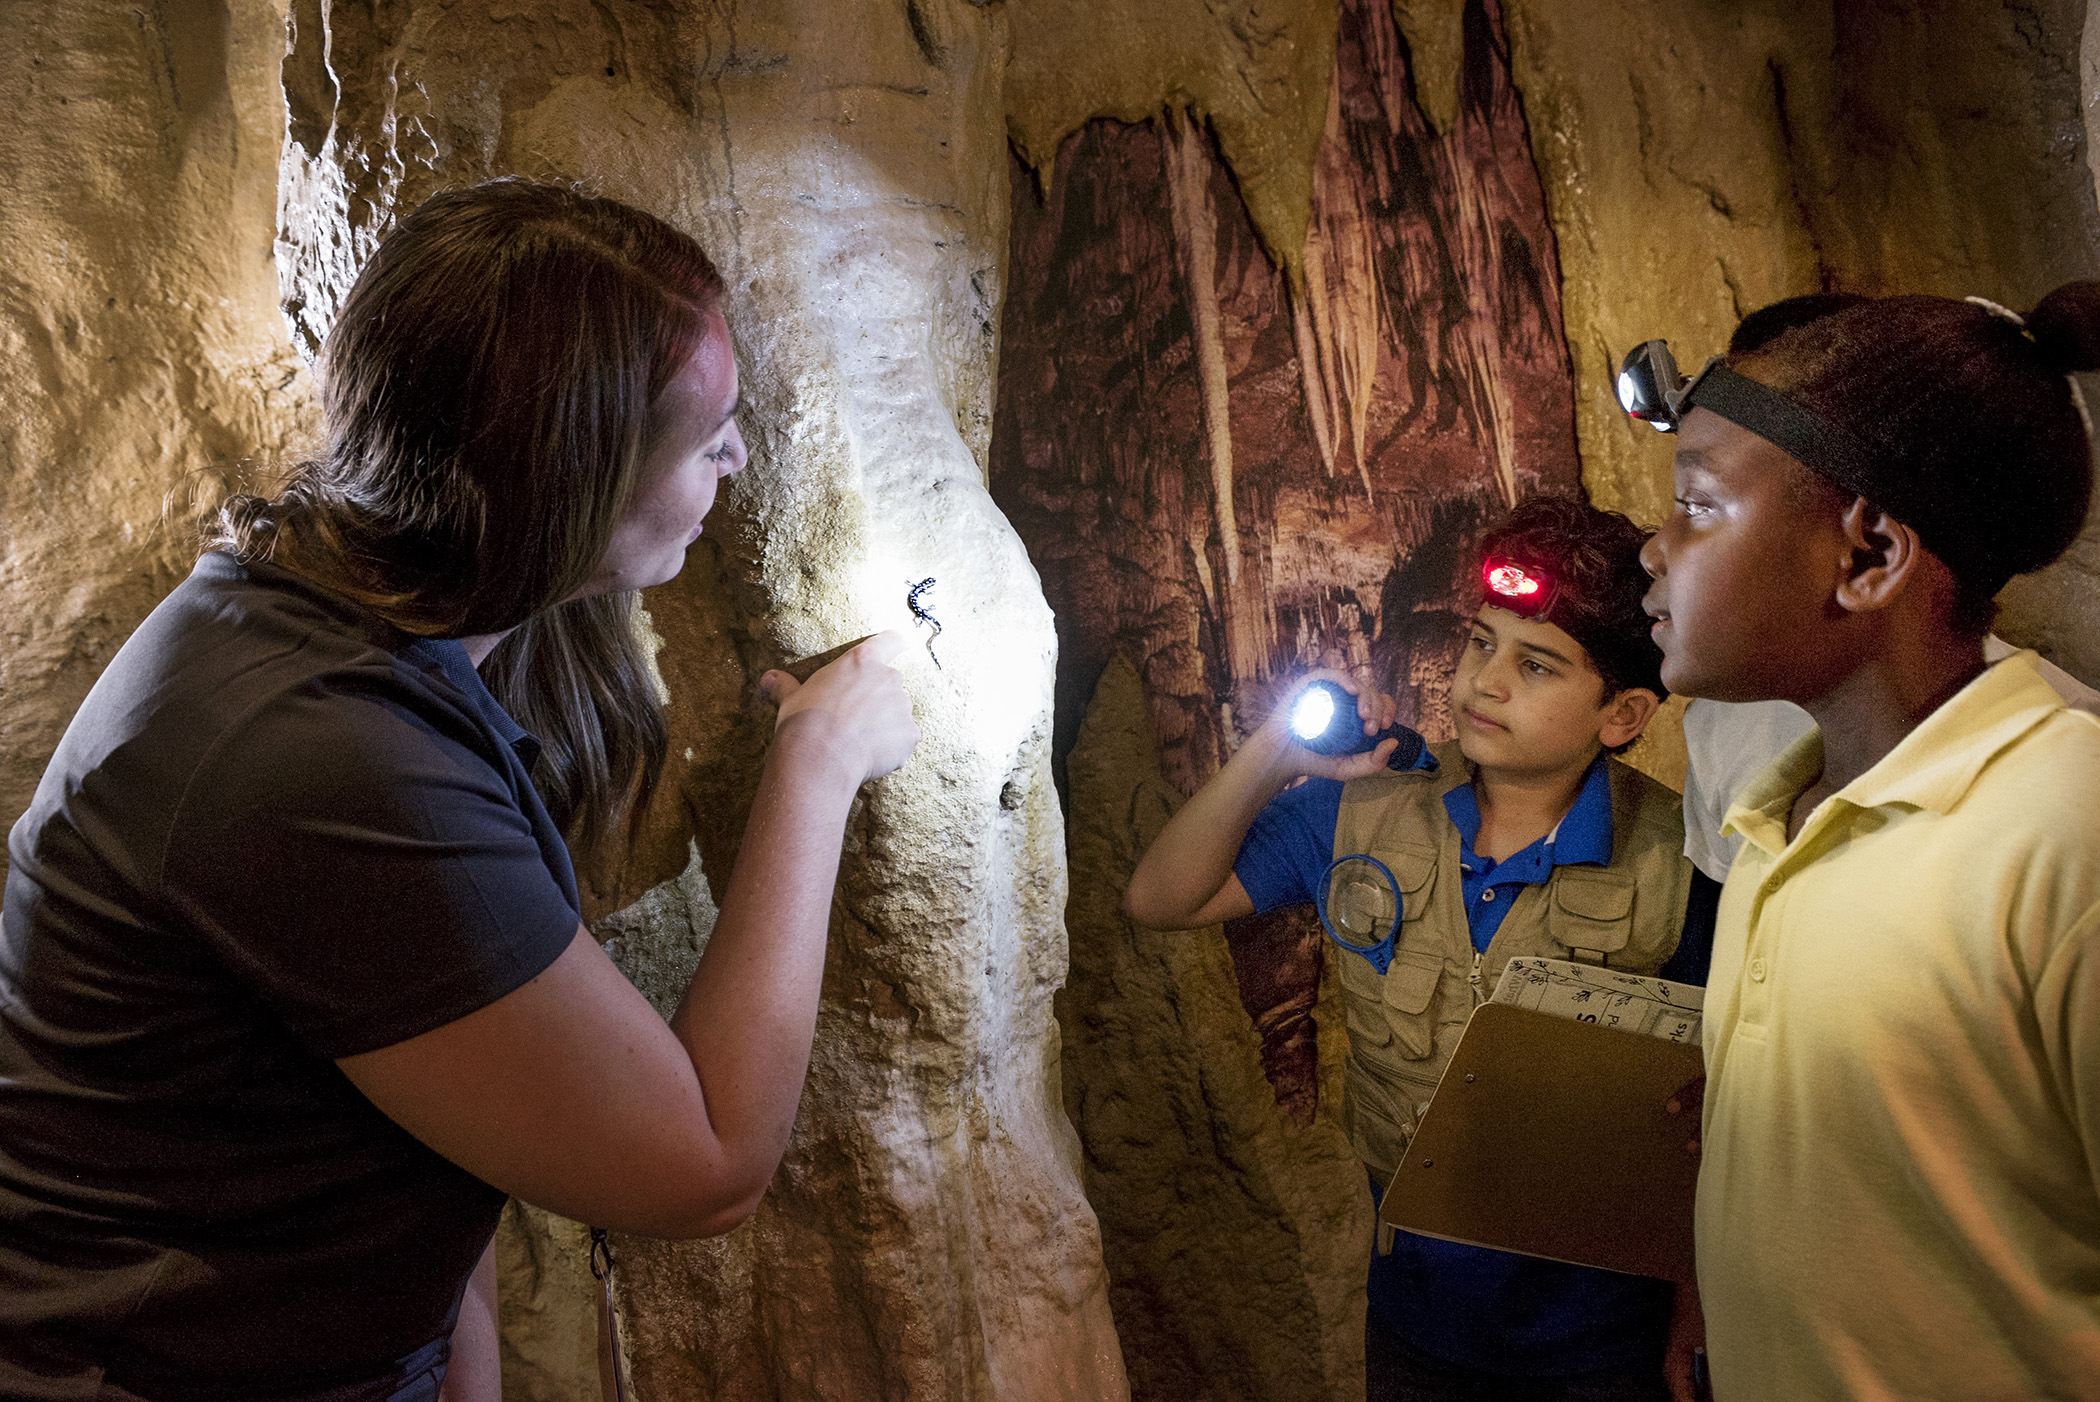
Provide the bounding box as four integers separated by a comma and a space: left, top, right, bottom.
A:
276, 0, 1125, 1395
0, 0, 315, 837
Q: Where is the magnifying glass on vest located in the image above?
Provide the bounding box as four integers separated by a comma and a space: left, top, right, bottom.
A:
1318, 854, 1402, 973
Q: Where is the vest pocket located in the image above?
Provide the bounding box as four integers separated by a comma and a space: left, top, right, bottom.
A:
1344, 1058, 1421, 1178
1344, 993, 1393, 1049
1381, 843, 1438, 921
1379, 953, 1441, 1059
1547, 871, 1634, 962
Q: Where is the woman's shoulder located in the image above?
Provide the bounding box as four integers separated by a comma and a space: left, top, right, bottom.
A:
22, 556, 517, 885
76, 555, 464, 765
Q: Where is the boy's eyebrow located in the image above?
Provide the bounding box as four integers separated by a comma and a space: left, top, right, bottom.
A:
1473, 617, 1578, 669
1518, 639, 1578, 668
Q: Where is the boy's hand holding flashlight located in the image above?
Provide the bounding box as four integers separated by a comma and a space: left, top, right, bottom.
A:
1254, 670, 1409, 783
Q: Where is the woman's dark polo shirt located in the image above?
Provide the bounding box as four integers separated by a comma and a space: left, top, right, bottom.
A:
0, 553, 579, 1400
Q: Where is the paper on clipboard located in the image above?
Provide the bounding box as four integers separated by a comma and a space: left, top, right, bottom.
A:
1491, 956, 1703, 1044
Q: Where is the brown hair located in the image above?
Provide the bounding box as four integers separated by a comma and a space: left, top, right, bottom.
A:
217, 178, 725, 851
1732, 284, 2100, 633
1479, 494, 1665, 704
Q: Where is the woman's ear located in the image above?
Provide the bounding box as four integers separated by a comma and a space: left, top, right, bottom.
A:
1598, 687, 1662, 750
1833, 497, 1924, 614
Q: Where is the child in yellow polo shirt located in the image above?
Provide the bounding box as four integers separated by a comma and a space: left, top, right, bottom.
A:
1630, 284, 2100, 1400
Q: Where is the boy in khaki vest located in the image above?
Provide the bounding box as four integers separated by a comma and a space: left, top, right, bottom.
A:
1128, 496, 1716, 1402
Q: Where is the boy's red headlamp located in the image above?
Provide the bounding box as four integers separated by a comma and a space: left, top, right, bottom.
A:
1481, 559, 1558, 620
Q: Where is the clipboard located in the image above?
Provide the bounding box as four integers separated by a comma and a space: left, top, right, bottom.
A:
1377, 1001, 1704, 1284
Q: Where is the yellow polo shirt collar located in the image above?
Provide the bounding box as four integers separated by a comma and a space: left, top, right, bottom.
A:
1720, 650, 2066, 860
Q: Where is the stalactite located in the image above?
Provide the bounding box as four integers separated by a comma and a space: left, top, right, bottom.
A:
1288, 280, 1338, 478
1442, 43, 1521, 507
1301, 230, 1355, 492
1163, 107, 1266, 685
1302, 81, 1384, 506
1163, 108, 1239, 587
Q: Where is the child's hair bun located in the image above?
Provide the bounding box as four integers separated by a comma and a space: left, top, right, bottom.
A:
2024, 281, 2100, 373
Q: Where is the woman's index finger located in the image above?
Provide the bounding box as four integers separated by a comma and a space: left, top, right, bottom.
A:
857, 629, 911, 666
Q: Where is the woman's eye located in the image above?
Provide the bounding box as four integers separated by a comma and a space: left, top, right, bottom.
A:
1524, 659, 1551, 677
707, 442, 736, 464
1674, 495, 1711, 518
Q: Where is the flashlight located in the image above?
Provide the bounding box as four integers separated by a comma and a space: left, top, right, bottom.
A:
1288, 680, 1428, 771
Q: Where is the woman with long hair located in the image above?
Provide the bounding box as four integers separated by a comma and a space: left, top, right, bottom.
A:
0, 178, 918, 1400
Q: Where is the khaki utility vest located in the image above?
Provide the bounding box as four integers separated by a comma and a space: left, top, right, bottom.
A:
1331, 740, 1693, 1179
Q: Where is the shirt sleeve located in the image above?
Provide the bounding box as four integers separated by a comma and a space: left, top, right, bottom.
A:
159, 679, 582, 1059
1233, 777, 1344, 915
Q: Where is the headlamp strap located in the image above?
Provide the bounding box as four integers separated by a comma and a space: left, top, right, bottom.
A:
1680, 360, 1881, 505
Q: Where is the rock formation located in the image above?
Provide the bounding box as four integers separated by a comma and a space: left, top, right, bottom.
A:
0, 0, 316, 836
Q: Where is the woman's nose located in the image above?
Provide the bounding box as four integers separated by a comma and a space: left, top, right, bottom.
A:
1639, 530, 1665, 579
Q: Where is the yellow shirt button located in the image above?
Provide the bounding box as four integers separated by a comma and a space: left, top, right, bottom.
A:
1749, 958, 1769, 982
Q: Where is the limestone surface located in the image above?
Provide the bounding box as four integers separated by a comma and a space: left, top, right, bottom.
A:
0, 0, 315, 842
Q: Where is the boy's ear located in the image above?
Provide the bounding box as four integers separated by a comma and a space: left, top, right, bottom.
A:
1832, 497, 1924, 615
1598, 686, 1661, 750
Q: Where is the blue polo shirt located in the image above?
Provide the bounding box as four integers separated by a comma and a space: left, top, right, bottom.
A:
1233, 751, 1714, 1379
1443, 755, 1613, 950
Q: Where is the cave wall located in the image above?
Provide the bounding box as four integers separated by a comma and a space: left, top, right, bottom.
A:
0, 0, 316, 843
3, 2, 2100, 1400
